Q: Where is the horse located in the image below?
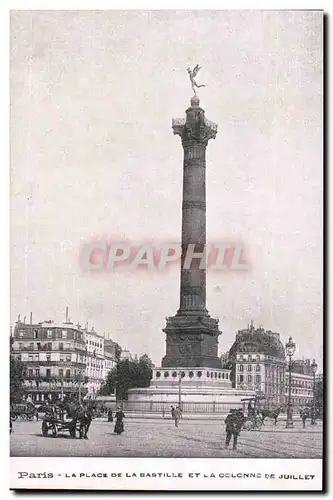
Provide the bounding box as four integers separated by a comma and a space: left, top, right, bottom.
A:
260, 407, 282, 426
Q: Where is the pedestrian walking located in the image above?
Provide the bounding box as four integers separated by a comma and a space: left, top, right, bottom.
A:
173, 406, 181, 427
225, 409, 244, 451
83, 404, 94, 439
107, 409, 113, 422
114, 407, 125, 435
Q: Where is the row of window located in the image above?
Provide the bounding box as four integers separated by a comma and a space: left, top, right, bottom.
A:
16, 342, 84, 351
238, 355, 261, 362
27, 368, 74, 378
237, 375, 261, 383
86, 340, 103, 349
18, 329, 83, 341
155, 371, 229, 380
238, 364, 261, 372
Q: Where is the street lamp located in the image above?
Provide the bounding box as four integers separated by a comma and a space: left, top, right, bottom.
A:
310, 359, 318, 425
178, 371, 185, 410
285, 336, 296, 429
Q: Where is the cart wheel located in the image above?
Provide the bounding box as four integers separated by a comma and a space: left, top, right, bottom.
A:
21, 414, 27, 420
42, 421, 48, 437
27, 415, 33, 421
11, 415, 18, 422
52, 425, 58, 437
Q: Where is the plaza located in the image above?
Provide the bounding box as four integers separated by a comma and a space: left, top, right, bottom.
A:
10, 418, 322, 459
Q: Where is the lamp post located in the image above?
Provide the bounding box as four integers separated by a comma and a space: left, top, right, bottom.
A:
310, 359, 318, 425
178, 371, 184, 410
285, 336, 296, 429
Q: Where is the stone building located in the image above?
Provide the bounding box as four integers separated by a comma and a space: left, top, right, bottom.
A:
228, 324, 286, 406
83, 327, 105, 397
11, 318, 88, 403
103, 338, 120, 380
284, 370, 314, 408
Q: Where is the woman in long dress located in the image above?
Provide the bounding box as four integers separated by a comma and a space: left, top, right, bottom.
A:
114, 407, 125, 434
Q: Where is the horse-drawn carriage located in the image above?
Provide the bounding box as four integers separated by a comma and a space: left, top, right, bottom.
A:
10, 403, 37, 421
41, 403, 90, 439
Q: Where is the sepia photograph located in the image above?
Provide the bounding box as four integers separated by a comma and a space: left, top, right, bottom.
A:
9, 8, 323, 490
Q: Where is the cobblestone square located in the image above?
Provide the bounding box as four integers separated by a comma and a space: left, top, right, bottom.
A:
10, 418, 323, 459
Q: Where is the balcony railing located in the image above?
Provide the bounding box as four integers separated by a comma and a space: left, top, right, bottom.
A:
12, 345, 86, 353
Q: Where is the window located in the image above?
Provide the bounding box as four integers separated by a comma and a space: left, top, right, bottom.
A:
214, 372, 217, 378
256, 364, 261, 372
47, 330, 52, 338
239, 355, 244, 361
197, 371, 202, 378
156, 372, 161, 378
59, 369, 63, 378
255, 375, 261, 383
62, 330, 67, 339
239, 365, 244, 372
59, 343, 64, 350
28, 355, 33, 361
65, 343, 70, 350
239, 374, 244, 382
256, 355, 260, 361
19, 330, 24, 337
247, 375, 252, 383
207, 371, 210, 377
247, 365, 252, 372
34, 330, 38, 339
164, 371, 169, 378
222, 372, 225, 379
66, 354, 71, 362
65, 369, 70, 378
46, 369, 51, 378
29, 343, 34, 350
189, 371, 194, 378
28, 369, 33, 378
218, 373, 221, 378
59, 354, 65, 362
35, 369, 40, 377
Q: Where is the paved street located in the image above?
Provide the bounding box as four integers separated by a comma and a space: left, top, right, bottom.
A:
10, 418, 323, 458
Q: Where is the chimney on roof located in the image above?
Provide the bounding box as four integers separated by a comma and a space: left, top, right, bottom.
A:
65, 306, 69, 323
23, 316, 26, 324
30, 312, 32, 325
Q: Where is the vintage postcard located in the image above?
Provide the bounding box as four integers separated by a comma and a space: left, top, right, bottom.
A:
10, 9, 324, 491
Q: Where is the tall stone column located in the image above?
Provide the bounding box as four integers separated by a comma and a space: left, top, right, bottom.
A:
161, 96, 221, 369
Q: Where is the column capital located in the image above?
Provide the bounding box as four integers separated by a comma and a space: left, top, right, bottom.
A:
172, 99, 217, 147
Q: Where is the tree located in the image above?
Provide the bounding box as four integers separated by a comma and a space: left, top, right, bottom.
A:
99, 354, 153, 400
10, 356, 26, 404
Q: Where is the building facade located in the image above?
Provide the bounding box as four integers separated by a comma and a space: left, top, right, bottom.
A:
11, 320, 88, 403
229, 324, 286, 406
285, 370, 314, 408
103, 339, 119, 380
83, 328, 105, 397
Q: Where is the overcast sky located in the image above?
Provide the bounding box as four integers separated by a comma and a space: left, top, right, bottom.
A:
10, 10, 323, 368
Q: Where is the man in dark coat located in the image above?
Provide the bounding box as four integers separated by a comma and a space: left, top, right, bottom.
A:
83, 405, 94, 439
225, 409, 244, 450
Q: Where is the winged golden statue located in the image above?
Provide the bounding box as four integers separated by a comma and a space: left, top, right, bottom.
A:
187, 64, 206, 97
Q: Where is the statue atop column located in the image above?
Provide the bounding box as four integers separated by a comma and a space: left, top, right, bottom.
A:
187, 64, 206, 97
